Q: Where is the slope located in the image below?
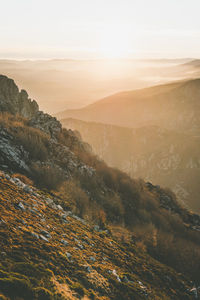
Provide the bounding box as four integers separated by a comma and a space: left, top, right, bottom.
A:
56, 79, 200, 134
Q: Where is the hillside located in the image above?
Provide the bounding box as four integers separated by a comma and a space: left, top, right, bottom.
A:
0, 75, 200, 299
61, 118, 200, 213
56, 79, 200, 134
0, 171, 198, 300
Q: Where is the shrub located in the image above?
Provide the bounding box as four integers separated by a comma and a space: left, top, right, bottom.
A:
59, 180, 89, 217
31, 163, 65, 190
15, 126, 49, 161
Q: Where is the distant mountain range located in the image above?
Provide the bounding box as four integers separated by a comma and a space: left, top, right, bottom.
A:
58, 79, 200, 213
57, 79, 200, 134
0, 58, 199, 114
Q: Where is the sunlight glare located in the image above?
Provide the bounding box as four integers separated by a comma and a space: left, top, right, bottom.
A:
99, 25, 132, 59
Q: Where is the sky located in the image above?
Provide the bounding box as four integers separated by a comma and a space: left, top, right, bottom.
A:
0, 0, 200, 59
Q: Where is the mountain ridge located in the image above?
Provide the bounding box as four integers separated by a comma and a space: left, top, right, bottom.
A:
56, 78, 200, 133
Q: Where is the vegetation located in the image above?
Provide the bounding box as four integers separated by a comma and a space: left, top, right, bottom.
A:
0, 111, 200, 298
0, 175, 195, 299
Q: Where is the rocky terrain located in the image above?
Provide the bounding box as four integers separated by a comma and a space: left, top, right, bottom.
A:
0, 75, 200, 299
62, 119, 200, 213
0, 75, 38, 118
1, 171, 199, 300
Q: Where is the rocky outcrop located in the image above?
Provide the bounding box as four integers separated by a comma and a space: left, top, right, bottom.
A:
0, 75, 39, 118
0, 75, 93, 180
0, 127, 29, 172
28, 111, 62, 139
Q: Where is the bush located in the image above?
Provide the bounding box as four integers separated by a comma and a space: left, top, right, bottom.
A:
59, 180, 89, 217
31, 163, 65, 190
15, 126, 49, 161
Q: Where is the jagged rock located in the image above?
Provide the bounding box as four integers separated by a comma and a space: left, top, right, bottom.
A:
40, 230, 51, 239
0, 129, 29, 172
30, 232, 39, 239
112, 270, 121, 282
57, 204, 63, 210
0, 75, 38, 118
29, 111, 62, 139
40, 235, 49, 242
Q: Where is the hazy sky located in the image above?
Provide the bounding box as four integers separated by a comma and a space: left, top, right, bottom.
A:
0, 0, 200, 59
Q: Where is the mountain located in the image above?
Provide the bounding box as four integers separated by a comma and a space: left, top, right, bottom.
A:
0, 75, 200, 299
0, 59, 197, 114
56, 79, 200, 134
183, 60, 200, 68
61, 119, 200, 213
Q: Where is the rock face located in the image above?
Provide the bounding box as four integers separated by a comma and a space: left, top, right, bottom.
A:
28, 111, 62, 139
0, 128, 29, 172
0, 75, 39, 118
0, 75, 93, 182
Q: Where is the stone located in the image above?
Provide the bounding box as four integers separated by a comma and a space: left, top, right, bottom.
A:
40, 230, 51, 239
57, 204, 63, 210
90, 256, 96, 262
16, 202, 25, 211
94, 225, 100, 232
61, 239, 68, 246
112, 270, 121, 282
30, 232, 39, 239
23, 185, 33, 194
40, 235, 49, 242
45, 198, 54, 205
66, 252, 72, 259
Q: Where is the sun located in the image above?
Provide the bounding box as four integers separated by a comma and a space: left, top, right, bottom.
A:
99, 25, 131, 59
